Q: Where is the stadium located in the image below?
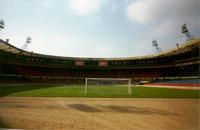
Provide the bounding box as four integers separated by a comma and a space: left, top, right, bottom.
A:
0, 38, 199, 88
0, 37, 200, 129
0, 1, 200, 129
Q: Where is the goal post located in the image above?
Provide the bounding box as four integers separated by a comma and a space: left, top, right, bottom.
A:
85, 78, 132, 95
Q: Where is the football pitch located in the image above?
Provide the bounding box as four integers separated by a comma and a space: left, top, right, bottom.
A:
0, 84, 199, 129
0, 84, 199, 98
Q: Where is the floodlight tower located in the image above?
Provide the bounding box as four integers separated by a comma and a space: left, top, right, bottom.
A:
0, 19, 5, 30
0, 19, 5, 40
22, 37, 32, 50
152, 39, 161, 53
182, 24, 194, 40
176, 43, 179, 49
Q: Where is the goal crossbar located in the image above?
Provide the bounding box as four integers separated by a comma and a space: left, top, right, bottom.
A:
85, 78, 132, 95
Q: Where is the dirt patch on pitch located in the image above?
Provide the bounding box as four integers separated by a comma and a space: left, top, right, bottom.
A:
0, 97, 199, 130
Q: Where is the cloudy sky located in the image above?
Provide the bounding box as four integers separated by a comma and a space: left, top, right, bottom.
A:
0, 0, 199, 58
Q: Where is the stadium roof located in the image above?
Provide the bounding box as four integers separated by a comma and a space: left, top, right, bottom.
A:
0, 38, 199, 61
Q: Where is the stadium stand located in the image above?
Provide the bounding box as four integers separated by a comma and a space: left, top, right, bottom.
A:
0, 38, 199, 86
152, 78, 199, 84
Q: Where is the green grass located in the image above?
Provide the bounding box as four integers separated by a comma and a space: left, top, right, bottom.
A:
0, 84, 199, 98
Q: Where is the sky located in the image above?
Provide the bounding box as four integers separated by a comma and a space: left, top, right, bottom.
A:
0, 0, 199, 58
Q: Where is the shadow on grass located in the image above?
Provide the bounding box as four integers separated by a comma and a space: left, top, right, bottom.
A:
0, 84, 63, 97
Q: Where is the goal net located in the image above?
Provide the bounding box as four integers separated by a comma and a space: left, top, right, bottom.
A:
85, 78, 132, 95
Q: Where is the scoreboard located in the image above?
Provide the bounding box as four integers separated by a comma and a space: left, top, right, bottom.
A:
99, 60, 108, 67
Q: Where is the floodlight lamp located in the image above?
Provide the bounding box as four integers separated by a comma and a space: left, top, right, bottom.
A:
26, 37, 32, 43
181, 24, 194, 40
182, 24, 188, 33
152, 39, 158, 46
0, 19, 5, 29
6, 39, 9, 43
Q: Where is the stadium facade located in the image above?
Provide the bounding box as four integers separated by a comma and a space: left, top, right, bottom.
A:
0, 39, 199, 85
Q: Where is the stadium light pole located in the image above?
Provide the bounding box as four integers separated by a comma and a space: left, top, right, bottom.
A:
22, 36, 32, 50
0, 19, 5, 40
176, 43, 179, 49
0, 19, 5, 30
152, 39, 161, 53
182, 23, 194, 41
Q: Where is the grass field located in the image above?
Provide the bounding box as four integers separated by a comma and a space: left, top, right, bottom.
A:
0, 84, 199, 98
0, 84, 199, 129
